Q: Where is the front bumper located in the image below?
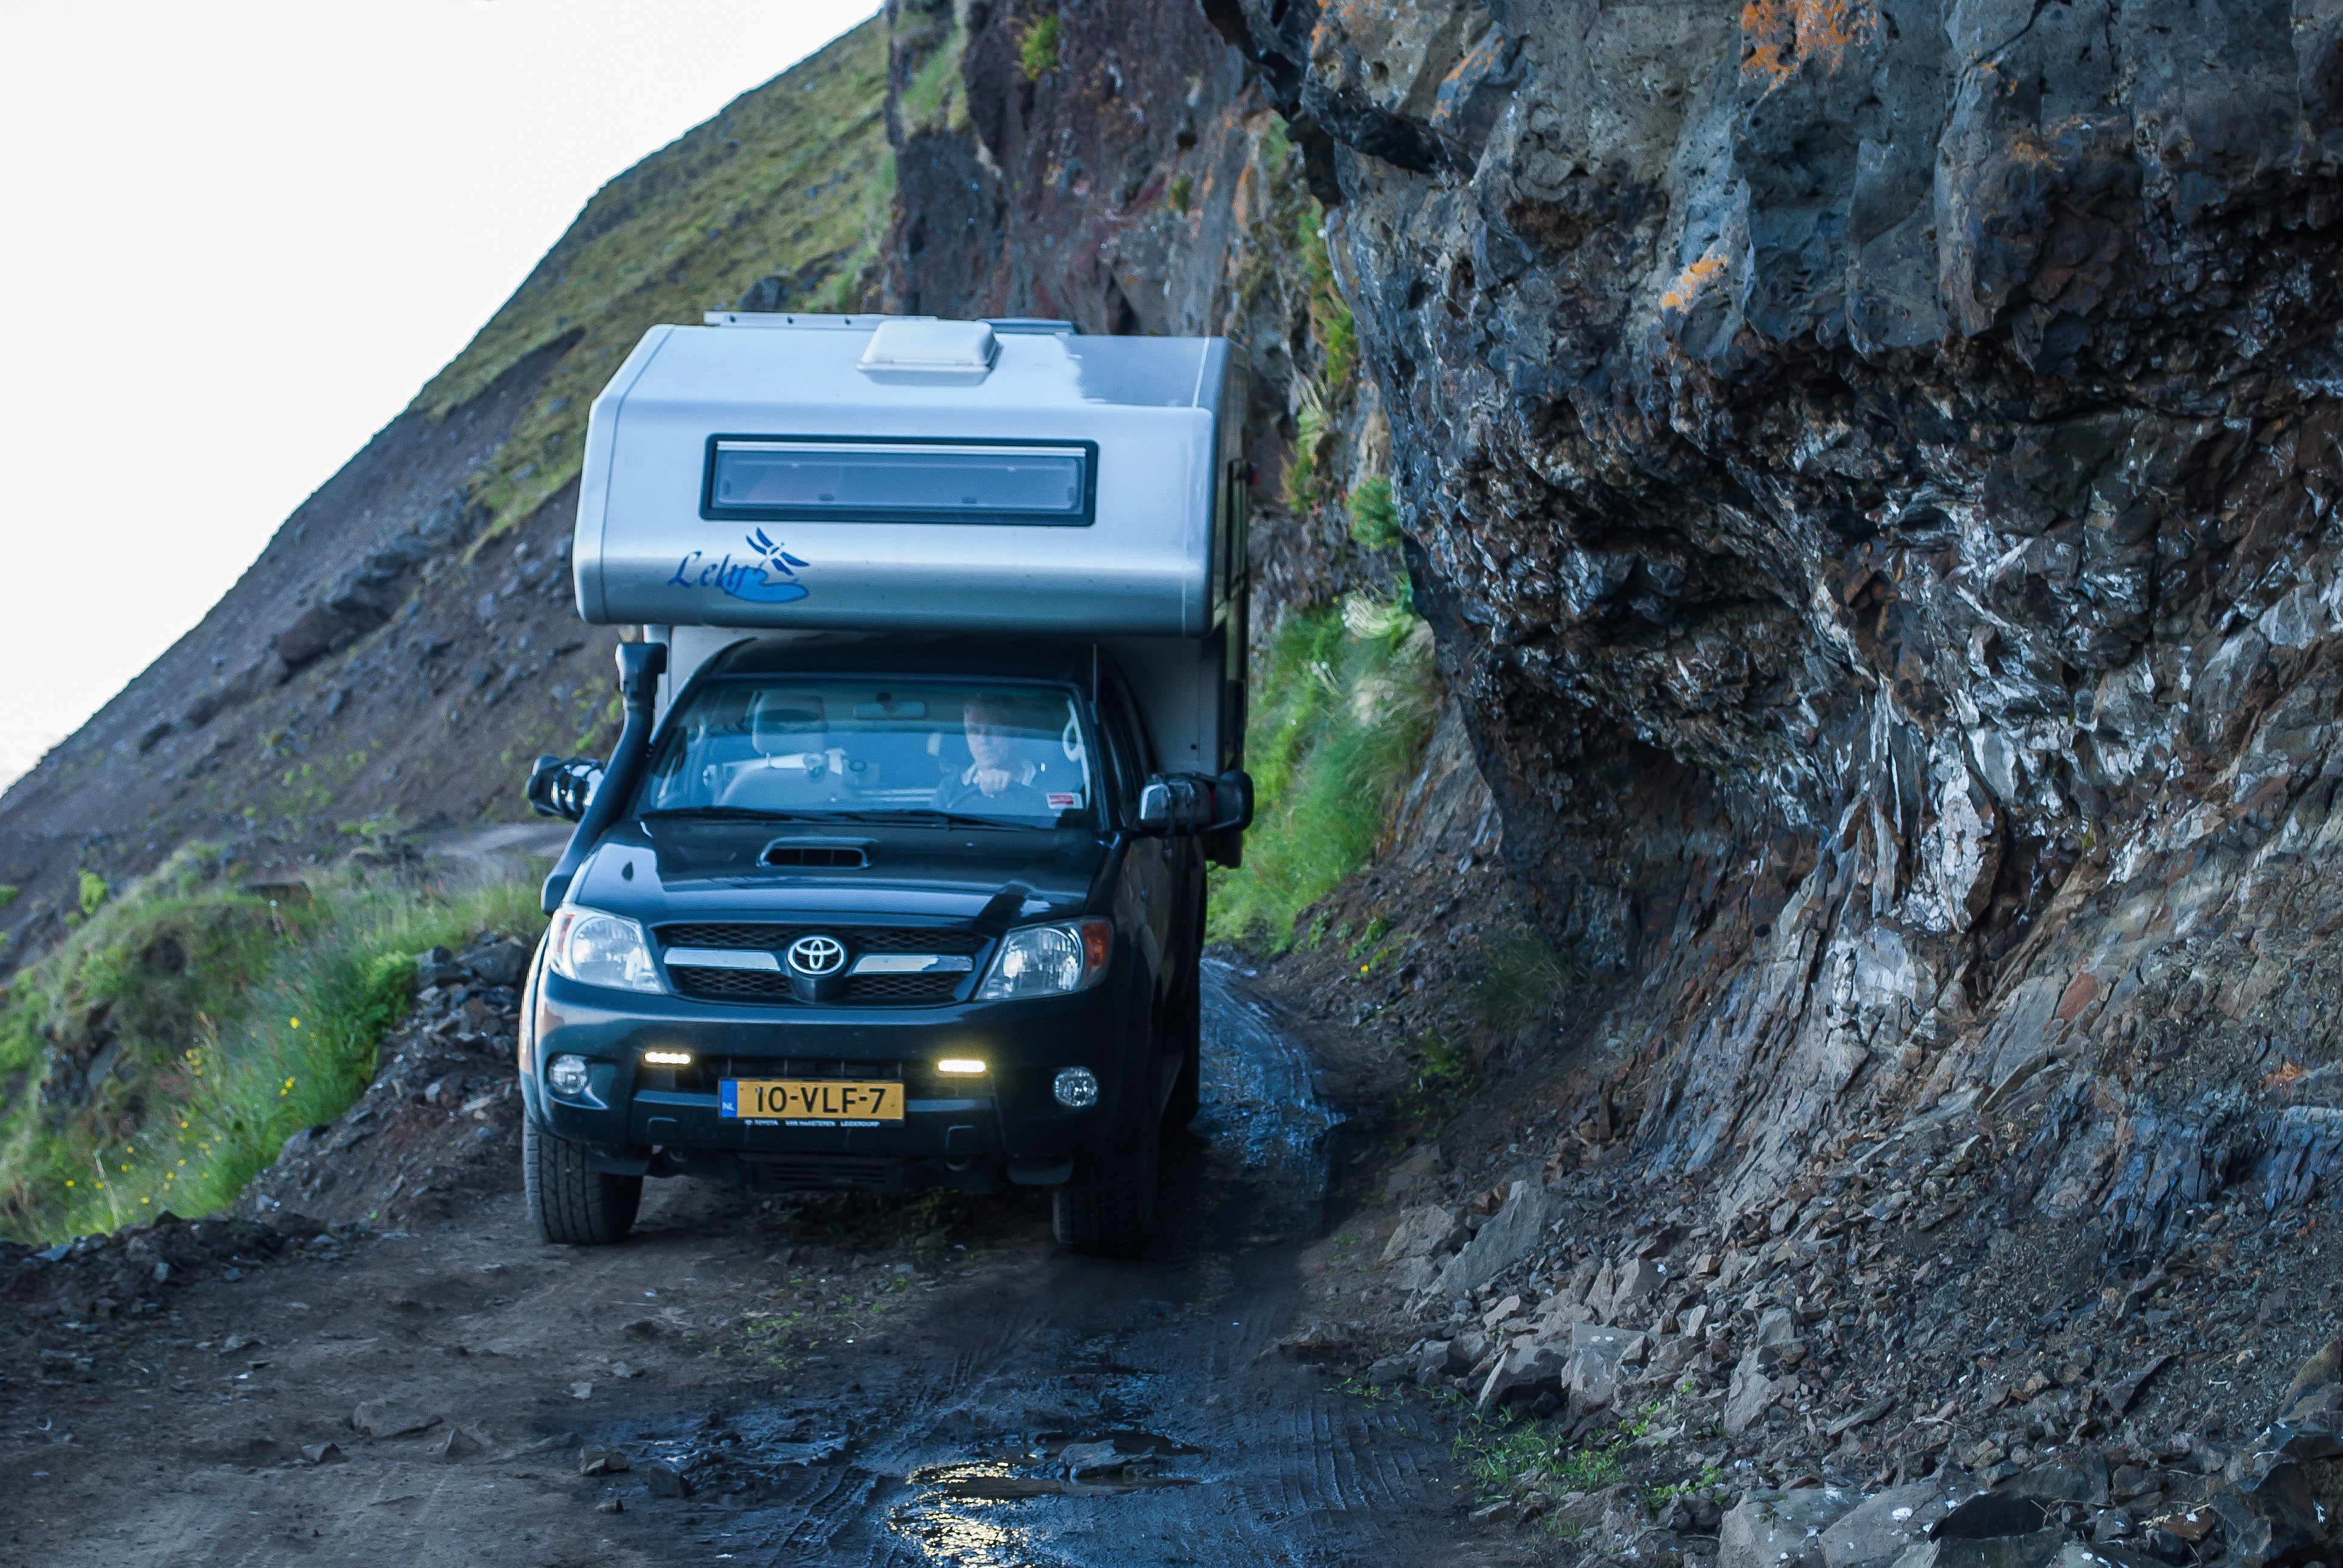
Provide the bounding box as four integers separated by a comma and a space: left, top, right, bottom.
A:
519, 969, 1131, 1188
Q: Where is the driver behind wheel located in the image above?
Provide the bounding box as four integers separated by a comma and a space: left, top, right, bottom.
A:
933, 694, 1052, 814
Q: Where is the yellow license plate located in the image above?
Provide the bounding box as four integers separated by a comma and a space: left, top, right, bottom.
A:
720, 1078, 905, 1124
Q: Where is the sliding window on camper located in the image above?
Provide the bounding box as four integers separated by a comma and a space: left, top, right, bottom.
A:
701, 436, 1098, 526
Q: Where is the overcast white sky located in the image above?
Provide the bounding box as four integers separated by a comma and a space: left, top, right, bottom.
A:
0, 0, 880, 789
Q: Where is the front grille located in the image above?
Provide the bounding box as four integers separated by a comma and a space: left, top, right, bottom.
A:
657, 923, 983, 955
666, 968, 965, 1006
672, 968, 794, 1001
844, 972, 962, 1003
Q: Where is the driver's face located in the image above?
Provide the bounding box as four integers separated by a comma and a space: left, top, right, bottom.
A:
966, 710, 1012, 768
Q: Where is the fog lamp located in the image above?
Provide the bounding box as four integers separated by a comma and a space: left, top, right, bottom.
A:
1052, 1067, 1098, 1108
547, 1054, 592, 1096
936, 1057, 988, 1076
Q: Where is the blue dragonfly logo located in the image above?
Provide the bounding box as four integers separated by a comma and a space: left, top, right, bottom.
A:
669, 529, 811, 604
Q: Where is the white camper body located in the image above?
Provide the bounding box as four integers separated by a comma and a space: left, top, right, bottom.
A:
569, 315, 1250, 776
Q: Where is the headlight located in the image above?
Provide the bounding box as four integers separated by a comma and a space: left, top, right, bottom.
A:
975, 918, 1111, 999
545, 907, 661, 994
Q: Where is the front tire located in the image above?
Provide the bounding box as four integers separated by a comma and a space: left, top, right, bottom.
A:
1053, 1099, 1160, 1258
525, 1116, 641, 1245
1164, 965, 1202, 1131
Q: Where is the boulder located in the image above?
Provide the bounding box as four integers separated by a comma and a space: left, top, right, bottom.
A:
1587, 1258, 1618, 1319
1381, 1143, 1443, 1198
1381, 1204, 1465, 1264
351, 1399, 441, 1439
2007, 1452, 2109, 1506
643, 1461, 695, 1498
462, 938, 530, 987
1720, 1488, 1862, 1568
1392, 1255, 1443, 1293
1613, 1255, 1666, 1305
1414, 1338, 1467, 1386
1723, 1368, 1776, 1434
1820, 1480, 1959, 1568
1644, 1333, 1700, 1382
1565, 1323, 1645, 1416
1887, 1530, 2066, 1568
415, 947, 467, 989
1432, 1180, 1553, 1298
1477, 1341, 1571, 1411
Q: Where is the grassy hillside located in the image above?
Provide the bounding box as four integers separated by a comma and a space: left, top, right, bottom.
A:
418, 15, 891, 540
0, 848, 542, 1241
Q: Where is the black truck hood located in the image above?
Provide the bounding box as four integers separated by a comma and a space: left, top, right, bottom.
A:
563, 819, 1111, 926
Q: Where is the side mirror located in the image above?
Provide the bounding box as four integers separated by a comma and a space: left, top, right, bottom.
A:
528, 754, 604, 822
1211, 769, 1254, 833
1135, 771, 1251, 836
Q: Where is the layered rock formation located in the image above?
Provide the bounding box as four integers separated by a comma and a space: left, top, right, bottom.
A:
1175, 0, 2343, 1236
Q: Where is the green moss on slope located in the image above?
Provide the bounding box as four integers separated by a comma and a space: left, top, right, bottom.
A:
415, 17, 893, 540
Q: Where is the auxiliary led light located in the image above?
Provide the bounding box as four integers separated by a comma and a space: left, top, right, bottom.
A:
936, 1057, 988, 1076
643, 1050, 693, 1067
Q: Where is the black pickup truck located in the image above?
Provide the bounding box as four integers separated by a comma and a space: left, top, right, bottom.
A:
517, 636, 1247, 1256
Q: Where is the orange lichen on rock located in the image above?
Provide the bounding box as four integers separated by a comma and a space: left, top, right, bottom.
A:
1741, 0, 1876, 82
1660, 248, 1729, 313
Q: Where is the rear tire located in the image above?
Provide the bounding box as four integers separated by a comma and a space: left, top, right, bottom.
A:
525, 1115, 641, 1245
1053, 1095, 1160, 1258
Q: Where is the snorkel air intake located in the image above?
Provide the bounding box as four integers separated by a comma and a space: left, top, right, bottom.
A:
540, 641, 667, 913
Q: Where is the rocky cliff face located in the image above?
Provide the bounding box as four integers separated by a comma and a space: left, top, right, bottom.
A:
1173, 0, 2343, 1238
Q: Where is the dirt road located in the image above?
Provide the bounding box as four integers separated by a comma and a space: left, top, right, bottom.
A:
5, 964, 1510, 1567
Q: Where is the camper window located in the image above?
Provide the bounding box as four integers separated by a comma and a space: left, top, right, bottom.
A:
635, 679, 1098, 828
703, 438, 1095, 524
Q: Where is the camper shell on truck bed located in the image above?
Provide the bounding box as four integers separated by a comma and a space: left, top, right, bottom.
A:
574, 312, 1250, 778
518, 315, 1252, 1258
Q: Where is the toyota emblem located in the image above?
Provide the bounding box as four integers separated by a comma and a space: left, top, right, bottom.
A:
785, 934, 847, 976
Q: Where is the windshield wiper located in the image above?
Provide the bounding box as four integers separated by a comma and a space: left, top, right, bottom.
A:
638, 806, 828, 823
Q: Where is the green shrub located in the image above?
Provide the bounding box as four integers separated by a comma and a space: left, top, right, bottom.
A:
1020, 13, 1061, 79
0, 853, 543, 1243
1210, 593, 1438, 951
1170, 174, 1193, 214
1468, 925, 1574, 1042
76, 871, 108, 917
0, 885, 18, 910
1348, 477, 1400, 549
1299, 199, 1357, 388
1285, 392, 1328, 512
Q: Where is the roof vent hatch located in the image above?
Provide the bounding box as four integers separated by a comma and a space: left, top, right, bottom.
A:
856, 319, 998, 382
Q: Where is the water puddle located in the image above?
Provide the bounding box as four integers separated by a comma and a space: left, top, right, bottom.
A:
913, 1430, 1205, 1498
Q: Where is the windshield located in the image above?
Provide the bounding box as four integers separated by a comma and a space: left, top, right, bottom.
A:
636, 678, 1098, 828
